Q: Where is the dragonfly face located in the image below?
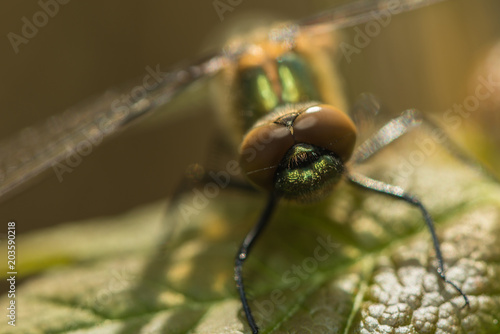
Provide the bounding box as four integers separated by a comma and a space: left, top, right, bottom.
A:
239, 103, 356, 201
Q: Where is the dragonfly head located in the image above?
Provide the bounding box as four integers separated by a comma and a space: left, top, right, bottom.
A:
239, 103, 357, 202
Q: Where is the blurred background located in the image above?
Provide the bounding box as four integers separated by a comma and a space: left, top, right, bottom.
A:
0, 0, 499, 234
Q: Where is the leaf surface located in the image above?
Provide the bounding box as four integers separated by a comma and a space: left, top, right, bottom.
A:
2, 133, 500, 334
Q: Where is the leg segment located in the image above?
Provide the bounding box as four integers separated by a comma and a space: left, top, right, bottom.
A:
347, 172, 470, 307
235, 193, 280, 333
352, 108, 498, 182
351, 109, 421, 164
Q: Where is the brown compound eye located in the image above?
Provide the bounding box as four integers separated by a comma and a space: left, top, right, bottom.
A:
239, 104, 357, 192
293, 104, 357, 162
239, 122, 295, 191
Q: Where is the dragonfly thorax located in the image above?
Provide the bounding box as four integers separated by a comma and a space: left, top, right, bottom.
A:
236, 51, 321, 131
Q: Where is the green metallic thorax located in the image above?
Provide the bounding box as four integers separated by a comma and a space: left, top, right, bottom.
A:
237, 52, 321, 132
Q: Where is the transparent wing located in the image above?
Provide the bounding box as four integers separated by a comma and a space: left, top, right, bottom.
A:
0, 0, 448, 202
297, 0, 447, 31
265, 0, 447, 49
0, 53, 228, 202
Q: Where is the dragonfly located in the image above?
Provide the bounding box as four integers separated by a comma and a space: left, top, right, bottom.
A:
1, 0, 476, 332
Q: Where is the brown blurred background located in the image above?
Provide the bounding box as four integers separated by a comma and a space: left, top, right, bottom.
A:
0, 0, 499, 234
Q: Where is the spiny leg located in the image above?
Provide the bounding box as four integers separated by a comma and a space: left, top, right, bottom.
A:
347, 172, 470, 308
351, 109, 421, 164
235, 193, 280, 334
352, 108, 498, 182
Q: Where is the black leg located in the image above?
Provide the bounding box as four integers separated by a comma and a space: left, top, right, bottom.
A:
347, 171, 470, 308
162, 164, 258, 254
352, 108, 499, 182
235, 193, 280, 334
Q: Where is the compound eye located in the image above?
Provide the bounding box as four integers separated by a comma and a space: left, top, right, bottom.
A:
239, 123, 295, 190
293, 104, 357, 162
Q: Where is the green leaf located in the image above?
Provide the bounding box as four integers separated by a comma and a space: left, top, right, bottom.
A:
2, 133, 500, 334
